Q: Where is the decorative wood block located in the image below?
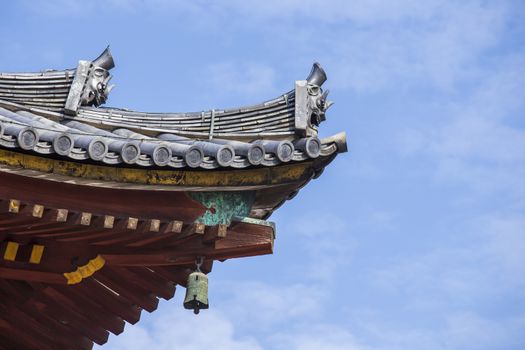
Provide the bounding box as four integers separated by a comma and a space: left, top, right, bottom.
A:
56, 209, 68, 222
32, 204, 44, 218
80, 212, 92, 226
127, 217, 138, 230
8, 199, 20, 213
174, 221, 183, 232
3, 242, 19, 261
195, 223, 206, 234
170, 220, 183, 233
104, 215, 115, 229
149, 219, 160, 232
29, 244, 45, 264
203, 224, 228, 243
218, 224, 228, 237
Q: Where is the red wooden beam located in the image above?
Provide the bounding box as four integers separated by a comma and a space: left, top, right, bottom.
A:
0, 172, 206, 221
52, 284, 126, 335
93, 272, 159, 313
106, 265, 176, 300
74, 278, 142, 324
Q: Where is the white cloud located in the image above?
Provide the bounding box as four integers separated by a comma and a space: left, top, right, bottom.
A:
444, 312, 525, 350
215, 281, 326, 330
211, 0, 442, 24
356, 310, 525, 350
12, 1, 523, 349
99, 284, 374, 350
368, 210, 525, 314
281, 210, 356, 282
269, 324, 369, 350
326, 1, 508, 91
98, 305, 263, 350
205, 62, 278, 97
476, 214, 525, 284
18, 1, 511, 93
287, 211, 347, 238
22, 0, 441, 23
395, 56, 525, 196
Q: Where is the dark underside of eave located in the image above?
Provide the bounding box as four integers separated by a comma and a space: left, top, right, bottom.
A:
0, 168, 282, 350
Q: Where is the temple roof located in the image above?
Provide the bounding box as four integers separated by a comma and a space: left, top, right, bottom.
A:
0, 103, 343, 170
0, 48, 345, 171
0, 48, 346, 350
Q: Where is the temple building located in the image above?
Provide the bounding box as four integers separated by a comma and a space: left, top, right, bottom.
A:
0, 48, 346, 349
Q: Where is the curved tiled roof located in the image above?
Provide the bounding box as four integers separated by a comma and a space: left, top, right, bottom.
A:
76, 91, 297, 139
0, 49, 347, 350
0, 48, 345, 171
0, 69, 75, 112
0, 104, 343, 170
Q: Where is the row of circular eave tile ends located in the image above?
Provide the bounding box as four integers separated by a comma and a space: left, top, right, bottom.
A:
0, 107, 322, 169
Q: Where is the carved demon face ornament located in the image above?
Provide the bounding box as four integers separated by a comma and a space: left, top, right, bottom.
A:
294, 62, 334, 136
81, 66, 113, 107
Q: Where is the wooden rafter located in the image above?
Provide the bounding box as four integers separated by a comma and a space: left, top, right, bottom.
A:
0, 182, 275, 349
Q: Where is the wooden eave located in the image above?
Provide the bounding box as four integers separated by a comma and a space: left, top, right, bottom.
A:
0, 48, 346, 349
0, 192, 274, 349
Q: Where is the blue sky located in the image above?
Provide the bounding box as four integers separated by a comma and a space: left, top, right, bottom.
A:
2, 1, 525, 349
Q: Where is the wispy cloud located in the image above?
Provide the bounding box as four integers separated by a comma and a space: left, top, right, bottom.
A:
11, 1, 523, 349
396, 54, 525, 197
204, 62, 278, 97
215, 281, 326, 330
269, 324, 369, 350
282, 210, 356, 282
17, 0, 510, 92
98, 306, 263, 350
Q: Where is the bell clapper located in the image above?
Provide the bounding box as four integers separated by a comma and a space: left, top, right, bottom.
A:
193, 257, 203, 314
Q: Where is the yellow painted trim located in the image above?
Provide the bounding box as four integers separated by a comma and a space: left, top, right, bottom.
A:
90, 255, 106, 270
78, 264, 95, 278
63, 255, 106, 285
4, 242, 19, 261
29, 244, 45, 264
64, 271, 82, 285
0, 148, 313, 187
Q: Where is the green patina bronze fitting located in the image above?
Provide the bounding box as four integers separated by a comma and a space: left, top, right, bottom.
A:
190, 191, 256, 225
